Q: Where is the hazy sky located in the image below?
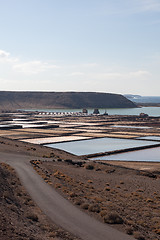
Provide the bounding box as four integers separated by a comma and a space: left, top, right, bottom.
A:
0, 0, 160, 95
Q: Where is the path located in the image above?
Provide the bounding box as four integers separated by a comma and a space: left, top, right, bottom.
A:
0, 151, 134, 240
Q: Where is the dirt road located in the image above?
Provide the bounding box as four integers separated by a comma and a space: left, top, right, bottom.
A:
0, 151, 134, 240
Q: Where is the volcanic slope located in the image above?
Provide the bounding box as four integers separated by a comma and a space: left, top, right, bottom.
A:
0, 91, 136, 111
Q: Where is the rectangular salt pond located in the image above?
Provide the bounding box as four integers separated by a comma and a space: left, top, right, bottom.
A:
23, 136, 91, 144
92, 146, 160, 162
45, 137, 159, 156
137, 136, 160, 141
112, 125, 152, 129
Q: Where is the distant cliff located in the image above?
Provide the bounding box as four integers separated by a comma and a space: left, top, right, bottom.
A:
0, 91, 137, 111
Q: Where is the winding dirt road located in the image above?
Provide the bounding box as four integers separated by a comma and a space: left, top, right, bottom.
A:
0, 151, 135, 240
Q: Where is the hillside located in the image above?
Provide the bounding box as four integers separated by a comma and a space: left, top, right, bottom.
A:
0, 163, 77, 240
0, 91, 136, 111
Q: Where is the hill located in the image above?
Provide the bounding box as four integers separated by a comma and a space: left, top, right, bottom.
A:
0, 91, 136, 111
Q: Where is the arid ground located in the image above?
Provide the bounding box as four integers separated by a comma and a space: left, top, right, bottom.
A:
0, 112, 160, 239
0, 162, 79, 240
30, 159, 160, 240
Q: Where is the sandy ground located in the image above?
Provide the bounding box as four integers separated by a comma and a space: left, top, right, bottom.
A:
31, 160, 160, 240
104, 160, 160, 172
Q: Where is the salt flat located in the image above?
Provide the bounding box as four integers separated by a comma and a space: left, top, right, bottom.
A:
21, 135, 92, 144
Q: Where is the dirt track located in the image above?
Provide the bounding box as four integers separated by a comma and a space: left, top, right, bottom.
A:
0, 151, 134, 240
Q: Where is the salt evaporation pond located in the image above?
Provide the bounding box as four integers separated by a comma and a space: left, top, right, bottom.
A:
92, 146, 160, 162
112, 125, 152, 129
137, 136, 160, 141
45, 137, 159, 156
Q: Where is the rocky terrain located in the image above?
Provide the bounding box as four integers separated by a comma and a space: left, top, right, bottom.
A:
0, 162, 79, 240
31, 160, 160, 240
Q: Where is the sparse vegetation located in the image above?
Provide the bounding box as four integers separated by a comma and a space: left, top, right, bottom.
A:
103, 212, 124, 224
81, 203, 89, 210
0, 163, 79, 240
0, 91, 137, 111
85, 164, 94, 170
30, 160, 160, 240
26, 213, 39, 222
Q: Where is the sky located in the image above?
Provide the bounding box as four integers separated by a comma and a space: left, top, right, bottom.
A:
0, 0, 160, 95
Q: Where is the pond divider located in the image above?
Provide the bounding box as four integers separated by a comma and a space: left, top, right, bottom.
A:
83, 143, 160, 159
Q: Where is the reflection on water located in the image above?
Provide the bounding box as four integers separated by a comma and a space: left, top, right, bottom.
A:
46, 137, 159, 156
92, 147, 160, 162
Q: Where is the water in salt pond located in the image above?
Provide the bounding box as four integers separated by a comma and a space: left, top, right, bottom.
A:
92, 146, 160, 162
137, 136, 160, 141
46, 137, 159, 156
29, 106, 160, 161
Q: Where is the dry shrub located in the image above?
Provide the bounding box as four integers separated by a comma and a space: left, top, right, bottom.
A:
87, 180, 93, 183
17, 192, 22, 197
100, 210, 108, 217
57, 158, 62, 162
95, 168, 101, 171
125, 226, 133, 235
146, 198, 154, 203
131, 192, 140, 197
49, 232, 56, 238
69, 192, 76, 198
74, 200, 83, 206
43, 155, 50, 158
134, 232, 145, 240
92, 196, 104, 203
154, 229, 160, 235
54, 183, 61, 189
105, 169, 115, 174
26, 213, 39, 222
64, 159, 73, 164
49, 153, 55, 157
103, 212, 124, 224
85, 164, 94, 170
136, 189, 144, 192
88, 204, 100, 213
104, 186, 110, 191
81, 203, 89, 210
